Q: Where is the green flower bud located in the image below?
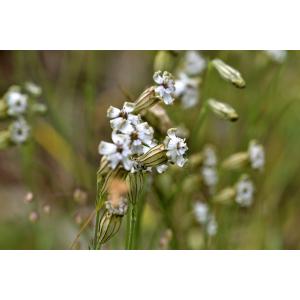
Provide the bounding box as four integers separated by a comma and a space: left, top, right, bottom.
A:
222, 152, 249, 170
213, 187, 236, 204
208, 98, 239, 122
212, 59, 246, 88
134, 87, 160, 114
136, 144, 167, 168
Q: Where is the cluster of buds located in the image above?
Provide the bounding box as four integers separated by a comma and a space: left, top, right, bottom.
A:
0, 82, 46, 149
95, 71, 188, 247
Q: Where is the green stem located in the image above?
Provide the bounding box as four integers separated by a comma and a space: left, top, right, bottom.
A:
93, 209, 101, 249
126, 203, 138, 249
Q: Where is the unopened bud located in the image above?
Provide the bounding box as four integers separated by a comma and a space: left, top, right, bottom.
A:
73, 188, 88, 205
222, 152, 249, 170
188, 153, 203, 169
31, 103, 47, 114
42, 204, 51, 215
136, 144, 167, 168
24, 82, 42, 97
208, 98, 239, 122
134, 87, 160, 114
213, 187, 235, 204
212, 59, 246, 88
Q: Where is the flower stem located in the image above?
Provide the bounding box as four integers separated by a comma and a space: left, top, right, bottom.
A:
126, 203, 138, 249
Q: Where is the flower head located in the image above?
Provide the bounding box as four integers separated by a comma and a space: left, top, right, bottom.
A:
153, 71, 176, 105
5, 90, 28, 116
248, 140, 265, 171
98, 132, 133, 171
9, 117, 30, 144
164, 128, 188, 167
194, 202, 209, 224
235, 176, 255, 207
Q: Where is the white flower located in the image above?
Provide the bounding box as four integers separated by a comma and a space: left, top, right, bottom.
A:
248, 141, 265, 171
156, 164, 168, 174
194, 202, 209, 224
265, 50, 287, 63
175, 73, 200, 108
9, 118, 30, 144
206, 215, 218, 236
105, 196, 128, 216
153, 71, 176, 105
98, 132, 133, 171
203, 145, 217, 167
202, 166, 218, 188
107, 102, 138, 131
236, 176, 255, 207
182, 51, 206, 76
164, 128, 188, 167
5, 91, 28, 116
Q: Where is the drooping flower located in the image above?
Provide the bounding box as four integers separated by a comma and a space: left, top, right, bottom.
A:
5, 90, 28, 117
98, 132, 133, 171
182, 51, 206, 76
153, 71, 176, 105
164, 128, 188, 167
201, 145, 218, 193
235, 176, 255, 207
201, 166, 218, 188
248, 140, 265, 171
9, 117, 30, 144
206, 215, 218, 236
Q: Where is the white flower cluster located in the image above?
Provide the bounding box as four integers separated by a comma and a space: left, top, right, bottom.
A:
153, 71, 176, 105
235, 176, 255, 207
201, 145, 218, 193
248, 140, 265, 171
175, 51, 206, 108
5, 90, 28, 117
194, 201, 218, 236
98, 72, 188, 173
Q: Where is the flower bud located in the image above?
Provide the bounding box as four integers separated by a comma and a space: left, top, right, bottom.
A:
212, 59, 246, 88
154, 51, 178, 72
42, 204, 51, 215
31, 103, 47, 115
136, 144, 167, 168
24, 192, 34, 204
29, 211, 39, 223
213, 187, 236, 204
73, 188, 88, 205
134, 87, 160, 114
208, 98, 239, 122
222, 152, 249, 170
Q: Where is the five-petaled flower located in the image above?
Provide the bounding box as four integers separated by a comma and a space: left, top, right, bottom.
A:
153, 71, 176, 105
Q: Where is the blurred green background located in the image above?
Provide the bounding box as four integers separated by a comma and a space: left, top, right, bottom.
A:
0, 50, 299, 249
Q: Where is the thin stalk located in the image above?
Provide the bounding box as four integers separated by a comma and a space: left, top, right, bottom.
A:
126, 203, 138, 249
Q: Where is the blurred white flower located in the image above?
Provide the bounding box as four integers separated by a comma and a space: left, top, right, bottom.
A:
203, 145, 217, 167
202, 166, 218, 188
5, 91, 28, 116
107, 102, 138, 131
182, 51, 206, 76
153, 71, 176, 105
175, 73, 200, 108
98, 132, 133, 171
236, 176, 255, 207
164, 128, 188, 167
9, 117, 30, 144
248, 140, 265, 171
206, 215, 218, 236
194, 202, 209, 224
265, 50, 287, 63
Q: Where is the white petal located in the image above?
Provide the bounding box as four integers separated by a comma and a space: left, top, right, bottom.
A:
107, 106, 121, 118
111, 131, 130, 146
167, 128, 177, 139
118, 121, 134, 134
98, 141, 117, 155
122, 157, 134, 171
110, 117, 124, 130
153, 71, 164, 84
176, 156, 187, 167
156, 164, 168, 173
162, 92, 174, 105
123, 102, 135, 113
